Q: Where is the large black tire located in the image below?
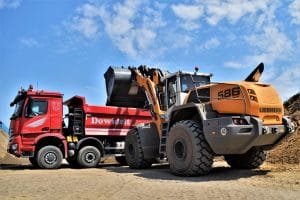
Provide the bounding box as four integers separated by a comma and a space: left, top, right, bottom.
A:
29, 156, 38, 167
224, 147, 266, 169
166, 120, 214, 176
115, 156, 127, 165
125, 129, 152, 169
77, 146, 101, 168
37, 145, 63, 169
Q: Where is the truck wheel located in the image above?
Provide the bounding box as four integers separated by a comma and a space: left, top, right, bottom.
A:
37, 145, 63, 169
77, 146, 101, 168
224, 147, 266, 169
115, 156, 127, 165
166, 120, 214, 176
29, 157, 38, 167
125, 129, 152, 169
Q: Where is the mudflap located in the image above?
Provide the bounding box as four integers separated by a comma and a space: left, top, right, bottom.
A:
136, 122, 160, 159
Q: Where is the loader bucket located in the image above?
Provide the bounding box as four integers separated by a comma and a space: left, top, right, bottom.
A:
104, 66, 148, 108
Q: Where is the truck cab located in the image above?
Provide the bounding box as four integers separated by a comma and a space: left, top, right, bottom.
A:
8, 85, 66, 168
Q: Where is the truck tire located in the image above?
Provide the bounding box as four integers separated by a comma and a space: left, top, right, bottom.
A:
29, 156, 38, 167
77, 146, 101, 168
224, 147, 266, 169
115, 156, 127, 165
37, 145, 63, 169
166, 120, 214, 176
125, 129, 152, 169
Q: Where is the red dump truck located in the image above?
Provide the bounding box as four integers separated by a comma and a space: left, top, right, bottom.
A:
8, 85, 152, 169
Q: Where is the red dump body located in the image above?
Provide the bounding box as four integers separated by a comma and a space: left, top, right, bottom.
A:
64, 96, 152, 137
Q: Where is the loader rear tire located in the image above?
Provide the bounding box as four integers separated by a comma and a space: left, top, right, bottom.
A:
166, 120, 214, 176
125, 129, 152, 169
224, 147, 266, 169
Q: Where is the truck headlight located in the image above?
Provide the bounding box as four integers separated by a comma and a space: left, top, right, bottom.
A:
11, 144, 18, 151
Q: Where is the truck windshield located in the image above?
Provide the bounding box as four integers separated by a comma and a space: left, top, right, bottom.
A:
181, 74, 210, 92
11, 99, 25, 119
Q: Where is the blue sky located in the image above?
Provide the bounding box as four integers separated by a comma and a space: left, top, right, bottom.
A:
0, 0, 300, 126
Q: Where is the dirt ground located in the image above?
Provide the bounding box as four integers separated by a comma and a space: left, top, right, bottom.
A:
0, 161, 299, 200
0, 93, 299, 200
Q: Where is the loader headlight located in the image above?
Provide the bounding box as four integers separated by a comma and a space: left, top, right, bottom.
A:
250, 95, 258, 101
247, 89, 256, 95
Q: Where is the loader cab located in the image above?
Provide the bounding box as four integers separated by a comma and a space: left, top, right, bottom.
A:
165, 71, 211, 109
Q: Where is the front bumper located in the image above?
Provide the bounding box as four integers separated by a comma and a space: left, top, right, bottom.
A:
203, 116, 294, 154
7, 135, 22, 157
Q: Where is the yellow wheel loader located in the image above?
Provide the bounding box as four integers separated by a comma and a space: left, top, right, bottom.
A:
104, 63, 294, 176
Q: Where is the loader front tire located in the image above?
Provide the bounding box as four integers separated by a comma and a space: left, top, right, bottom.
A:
224, 147, 266, 169
125, 129, 152, 169
166, 120, 214, 176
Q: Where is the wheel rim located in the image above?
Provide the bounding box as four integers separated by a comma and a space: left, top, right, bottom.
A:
128, 144, 135, 156
174, 140, 186, 160
85, 152, 96, 163
44, 152, 57, 165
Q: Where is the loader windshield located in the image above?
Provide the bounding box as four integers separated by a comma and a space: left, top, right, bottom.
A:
181, 74, 210, 92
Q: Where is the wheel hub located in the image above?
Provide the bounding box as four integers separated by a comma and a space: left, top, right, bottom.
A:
128, 144, 135, 156
174, 140, 186, 160
85, 152, 96, 163
44, 152, 57, 164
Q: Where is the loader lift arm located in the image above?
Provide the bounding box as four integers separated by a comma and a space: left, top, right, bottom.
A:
129, 66, 166, 135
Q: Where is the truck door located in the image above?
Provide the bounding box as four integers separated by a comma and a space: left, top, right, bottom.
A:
20, 97, 50, 135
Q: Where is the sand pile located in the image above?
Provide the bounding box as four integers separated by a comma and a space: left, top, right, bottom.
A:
0, 129, 28, 165
267, 92, 300, 164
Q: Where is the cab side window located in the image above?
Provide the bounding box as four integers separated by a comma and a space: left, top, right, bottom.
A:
26, 99, 48, 116
167, 77, 177, 107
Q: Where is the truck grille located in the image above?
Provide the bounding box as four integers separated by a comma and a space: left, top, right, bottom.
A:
259, 107, 282, 113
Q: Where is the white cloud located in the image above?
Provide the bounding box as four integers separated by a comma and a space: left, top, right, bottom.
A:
66, 0, 166, 57
171, 4, 203, 30
70, 17, 99, 39
202, 0, 271, 26
289, 0, 300, 24
244, 26, 293, 65
171, 34, 192, 48
224, 61, 244, 69
201, 37, 220, 50
171, 4, 204, 21
265, 65, 300, 100
0, 0, 21, 9
19, 37, 40, 48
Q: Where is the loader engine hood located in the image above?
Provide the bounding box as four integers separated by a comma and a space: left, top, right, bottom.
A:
209, 81, 284, 125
